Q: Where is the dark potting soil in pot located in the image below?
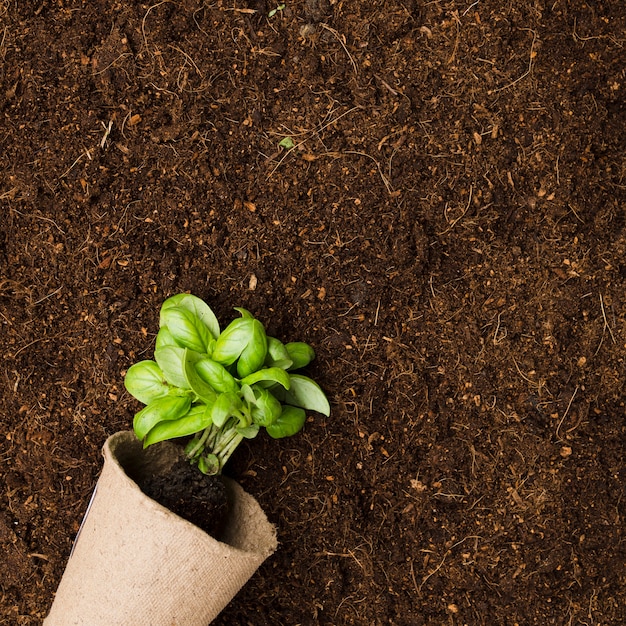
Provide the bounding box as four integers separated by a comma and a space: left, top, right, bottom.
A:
135, 459, 230, 539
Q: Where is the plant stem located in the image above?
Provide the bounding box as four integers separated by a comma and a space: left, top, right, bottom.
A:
185, 425, 212, 460
186, 411, 250, 472
215, 430, 244, 470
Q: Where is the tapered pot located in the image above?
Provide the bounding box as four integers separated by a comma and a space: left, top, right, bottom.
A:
45, 431, 277, 625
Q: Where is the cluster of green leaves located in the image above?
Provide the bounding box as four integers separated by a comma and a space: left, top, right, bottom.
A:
124, 294, 330, 475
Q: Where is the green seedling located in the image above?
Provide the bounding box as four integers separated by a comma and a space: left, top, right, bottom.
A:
278, 136, 295, 150
124, 293, 330, 475
268, 4, 286, 18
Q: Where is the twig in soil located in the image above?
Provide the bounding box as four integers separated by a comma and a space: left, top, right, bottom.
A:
142, 1, 173, 51
420, 551, 448, 589
91, 53, 132, 76
33, 287, 63, 305
490, 28, 537, 94
334, 595, 362, 621
316, 549, 366, 571
572, 17, 625, 48
420, 535, 482, 590
100, 120, 113, 148
447, 10, 461, 64
59, 153, 84, 178
599, 294, 616, 344
11, 208, 65, 234
319, 23, 358, 76
343, 151, 394, 194
492, 312, 508, 345
567, 202, 584, 224
338, 303, 358, 318
438, 185, 473, 234
13, 333, 64, 358
410, 559, 420, 595
556, 385, 579, 441
169, 43, 204, 78
0, 187, 18, 200
511, 357, 544, 393
120, 110, 132, 140
222, 7, 257, 14
374, 74, 400, 96
593, 294, 616, 357
0, 25, 7, 60
266, 107, 361, 177
360, 333, 375, 355
462, 1, 480, 16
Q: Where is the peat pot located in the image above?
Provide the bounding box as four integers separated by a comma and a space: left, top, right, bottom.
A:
45, 431, 277, 625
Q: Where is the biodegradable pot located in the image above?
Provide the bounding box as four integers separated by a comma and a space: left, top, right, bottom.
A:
45, 431, 277, 626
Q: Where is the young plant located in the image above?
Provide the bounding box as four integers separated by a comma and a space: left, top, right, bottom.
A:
124, 294, 330, 475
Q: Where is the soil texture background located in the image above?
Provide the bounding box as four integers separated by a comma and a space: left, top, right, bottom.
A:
1, 1, 625, 624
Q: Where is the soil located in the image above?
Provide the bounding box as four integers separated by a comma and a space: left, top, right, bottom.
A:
0, 0, 625, 624
135, 456, 230, 538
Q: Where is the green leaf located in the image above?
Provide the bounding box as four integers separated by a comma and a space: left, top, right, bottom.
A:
124, 360, 169, 405
241, 383, 256, 405
283, 374, 330, 416
155, 326, 178, 350
182, 349, 218, 403
212, 317, 252, 365
161, 293, 220, 340
212, 311, 268, 377
237, 318, 268, 378
237, 424, 260, 439
239, 367, 291, 390
266, 405, 306, 438
278, 136, 295, 149
265, 336, 293, 370
160, 306, 213, 354
133, 395, 192, 441
249, 386, 282, 427
195, 358, 240, 393
198, 454, 220, 475
211, 392, 243, 428
233, 307, 254, 319
285, 342, 316, 370
143, 405, 212, 447
154, 345, 190, 389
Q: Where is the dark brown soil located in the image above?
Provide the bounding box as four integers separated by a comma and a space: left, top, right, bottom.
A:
135, 456, 230, 538
1, 1, 625, 624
